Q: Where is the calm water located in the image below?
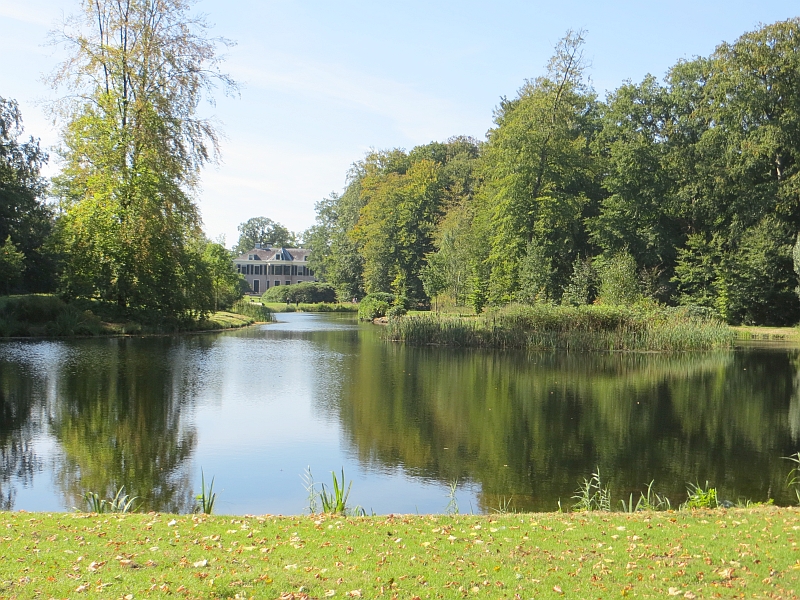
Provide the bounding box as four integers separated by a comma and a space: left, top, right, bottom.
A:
1, 312, 798, 514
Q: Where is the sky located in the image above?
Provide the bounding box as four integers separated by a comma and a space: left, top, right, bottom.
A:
1, 0, 798, 248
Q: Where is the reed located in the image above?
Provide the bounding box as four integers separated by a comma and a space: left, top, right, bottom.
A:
230, 299, 274, 322
385, 303, 734, 351
195, 469, 217, 515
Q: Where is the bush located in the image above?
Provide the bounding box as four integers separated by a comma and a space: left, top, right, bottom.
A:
261, 282, 337, 304
358, 296, 390, 321
230, 300, 274, 322
387, 305, 407, 318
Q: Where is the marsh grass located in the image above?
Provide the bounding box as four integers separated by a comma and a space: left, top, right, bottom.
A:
682, 481, 719, 509
230, 299, 274, 322
2, 509, 798, 599
386, 303, 734, 351
194, 470, 217, 515
572, 467, 611, 511
81, 486, 138, 514
785, 452, 800, 505
319, 469, 364, 516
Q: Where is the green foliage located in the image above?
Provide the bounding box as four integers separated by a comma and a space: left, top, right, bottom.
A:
620, 481, 672, 513
596, 251, 642, 306
230, 300, 274, 322
572, 468, 611, 512
261, 282, 337, 304
358, 292, 397, 321
0, 295, 104, 337
203, 242, 243, 311
386, 305, 407, 318
445, 479, 459, 515
561, 256, 596, 306
195, 470, 217, 515
682, 482, 719, 510
318, 469, 363, 516
783, 452, 800, 505
517, 238, 556, 304
82, 486, 138, 514
0, 236, 25, 294
234, 217, 296, 255
0, 97, 54, 294
50, 0, 235, 317
385, 303, 733, 351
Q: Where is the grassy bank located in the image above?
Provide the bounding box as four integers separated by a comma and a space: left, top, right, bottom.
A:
256, 300, 358, 314
1, 508, 798, 599
733, 325, 800, 343
386, 304, 734, 352
0, 295, 270, 338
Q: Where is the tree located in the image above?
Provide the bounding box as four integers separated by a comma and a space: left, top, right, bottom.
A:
0, 236, 24, 294
475, 30, 601, 304
0, 97, 53, 293
202, 241, 242, 311
234, 217, 296, 254
49, 0, 235, 315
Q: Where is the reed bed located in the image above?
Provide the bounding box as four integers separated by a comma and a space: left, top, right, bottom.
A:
385, 303, 734, 351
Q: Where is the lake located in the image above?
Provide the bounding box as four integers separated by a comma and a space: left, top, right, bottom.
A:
0, 312, 798, 514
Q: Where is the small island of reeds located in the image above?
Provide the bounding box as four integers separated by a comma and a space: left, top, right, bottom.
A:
385, 303, 734, 352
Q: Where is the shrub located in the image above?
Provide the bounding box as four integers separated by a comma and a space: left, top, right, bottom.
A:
261, 282, 337, 304
230, 300, 274, 322
358, 296, 390, 321
387, 305, 407, 318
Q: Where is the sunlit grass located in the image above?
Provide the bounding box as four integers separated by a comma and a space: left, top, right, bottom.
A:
1, 509, 798, 598
387, 303, 735, 351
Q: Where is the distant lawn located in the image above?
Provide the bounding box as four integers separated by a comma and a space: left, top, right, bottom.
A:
1, 508, 799, 599
732, 325, 800, 343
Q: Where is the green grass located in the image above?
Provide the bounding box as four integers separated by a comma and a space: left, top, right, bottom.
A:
386, 303, 735, 352
1, 508, 799, 598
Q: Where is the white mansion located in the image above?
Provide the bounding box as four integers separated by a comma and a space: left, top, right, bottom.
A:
233, 244, 315, 294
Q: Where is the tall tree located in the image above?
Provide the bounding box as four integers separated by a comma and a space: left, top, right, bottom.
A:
49, 0, 235, 315
475, 30, 601, 304
234, 217, 296, 254
0, 98, 53, 293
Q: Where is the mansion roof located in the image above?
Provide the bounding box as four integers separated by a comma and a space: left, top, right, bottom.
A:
233, 247, 310, 262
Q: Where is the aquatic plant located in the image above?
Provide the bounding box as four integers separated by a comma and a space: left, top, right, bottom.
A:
445, 479, 460, 515
784, 452, 800, 505
319, 469, 363, 516
230, 300, 274, 322
572, 468, 611, 512
682, 482, 718, 509
301, 466, 319, 514
384, 303, 734, 351
82, 486, 138, 514
620, 480, 671, 512
195, 469, 217, 515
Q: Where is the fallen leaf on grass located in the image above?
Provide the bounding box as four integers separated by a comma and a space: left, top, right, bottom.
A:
87, 560, 106, 572
553, 585, 563, 594
75, 584, 89, 593
684, 592, 696, 599
345, 591, 362, 597
193, 559, 208, 568
668, 588, 682, 596
324, 591, 335, 597
718, 567, 735, 580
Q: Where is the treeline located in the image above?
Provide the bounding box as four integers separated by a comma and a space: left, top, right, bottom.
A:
306, 22, 800, 326
0, 1, 248, 324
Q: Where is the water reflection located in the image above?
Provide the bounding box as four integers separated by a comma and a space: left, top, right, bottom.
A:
0, 315, 799, 514
334, 342, 800, 511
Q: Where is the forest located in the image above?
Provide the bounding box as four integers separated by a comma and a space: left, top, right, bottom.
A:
4, 16, 800, 327
305, 20, 800, 326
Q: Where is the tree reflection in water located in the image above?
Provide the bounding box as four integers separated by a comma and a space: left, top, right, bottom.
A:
333, 342, 800, 511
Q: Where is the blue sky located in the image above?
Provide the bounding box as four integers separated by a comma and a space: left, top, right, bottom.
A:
0, 0, 797, 246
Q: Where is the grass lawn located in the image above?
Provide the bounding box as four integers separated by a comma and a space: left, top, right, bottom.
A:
732, 326, 800, 343
2, 508, 799, 599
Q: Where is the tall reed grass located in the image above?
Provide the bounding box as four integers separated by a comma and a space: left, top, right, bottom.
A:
385, 303, 734, 351
230, 300, 274, 322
